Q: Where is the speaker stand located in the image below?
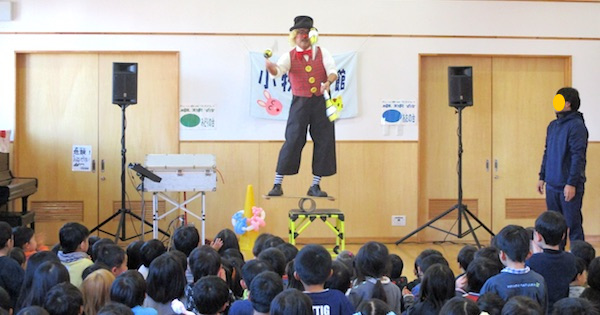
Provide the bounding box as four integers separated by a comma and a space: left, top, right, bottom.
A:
395, 106, 494, 248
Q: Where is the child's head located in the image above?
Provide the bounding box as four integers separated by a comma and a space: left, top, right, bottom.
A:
477, 292, 505, 315
59, 222, 89, 254
110, 270, 147, 308
140, 239, 166, 268
414, 249, 443, 278
419, 254, 449, 276
252, 233, 273, 257
214, 228, 240, 254
82, 262, 110, 281
501, 296, 542, 315
12, 226, 36, 251
43, 282, 83, 315
285, 260, 304, 291
419, 263, 455, 309
493, 225, 530, 264
263, 236, 285, 250
95, 244, 127, 277
439, 296, 480, 315
534, 211, 567, 246
572, 257, 588, 286
81, 269, 115, 315
525, 227, 543, 255
457, 245, 477, 272
241, 259, 273, 290
389, 253, 404, 280
570, 240, 596, 268
249, 271, 284, 314
15, 306, 50, 315
355, 298, 393, 315
270, 288, 313, 315
189, 245, 222, 282
17, 251, 60, 309
125, 240, 144, 270
466, 257, 501, 293
146, 254, 186, 304
221, 256, 244, 298
258, 247, 286, 277
324, 260, 351, 294
294, 244, 331, 286
587, 257, 600, 291
192, 275, 230, 315
551, 297, 596, 315
91, 238, 114, 261
9, 247, 26, 268
0, 222, 13, 250
172, 225, 199, 256
276, 243, 298, 264
355, 241, 389, 280
97, 302, 134, 315
335, 250, 355, 279
474, 246, 503, 271
27, 261, 70, 307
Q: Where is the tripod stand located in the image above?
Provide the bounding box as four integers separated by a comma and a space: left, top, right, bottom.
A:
395, 106, 494, 248
90, 104, 160, 242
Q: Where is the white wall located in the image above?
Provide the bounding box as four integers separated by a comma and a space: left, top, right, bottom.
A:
1, 0, 599, 140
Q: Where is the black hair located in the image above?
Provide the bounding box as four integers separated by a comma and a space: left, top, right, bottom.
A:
9, 247, 26, 266
221, 257, 244, 298
15, 251, 60, 312
580, 287, 600, 310
414, 249, 443, 276
249, 271, 284, 313
270, 288, 313, 315
97, 302, 134, 315
477, 292, 505, 315
146, 254, 186, 304
276, 243, 299, 263
252, 233, 273, 257
457, 245, 477, 271
0, 287, 10, 313
535, 211, 567, 246
571, 240, 596, 268
258, 247, 286, 277
189, 245, 221, 282
294, 244, 332, 286
58, 222, 89, 254
125, 240, 144, 270
336, 250, 355, 280
355, 242, 389, 302
474, 246, 503, 271
355, 298, 393, 315
140, 239, 166, 268
214, 228, 240, 254
439, 296, 480, 315
221, 248, 245, 262
172, 225, 199, 256
241, 259, 273, 288
501, 296, 542, 315
285, 260, 304, 291
263, 236, 285, 250
552, 297, 599, 315
167, 249, 188, 273
95, 243, 125, 271
82, 262, 110, 280
86, 236, 100, 257
43, 282, 83, 315
91, 238, 114, 262
0, 222, 12, 250
573, 257, 588, 282
419, 253, 449, 274
15, 306, 49, 315
389, 253, 404, 279
557, 87, 580, 111
192, 275, 230, 315
419, 263, 455, 310
324, 260, 351, 294
12, 226, 34, 249
587, 257, 600, 290
22, 261, 70, 308
110, 270, 146, 308
493, 225, 530, 263
466, 257, 502, 293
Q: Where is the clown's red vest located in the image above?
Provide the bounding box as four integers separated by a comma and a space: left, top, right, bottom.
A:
289, 47, 327, 97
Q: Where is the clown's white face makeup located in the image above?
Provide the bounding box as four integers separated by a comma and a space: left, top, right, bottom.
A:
295, 28, 311, 50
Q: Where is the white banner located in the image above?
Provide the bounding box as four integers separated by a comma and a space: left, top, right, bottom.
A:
249, 51, 358, 120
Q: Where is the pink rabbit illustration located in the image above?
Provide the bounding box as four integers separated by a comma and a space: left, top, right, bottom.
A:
257, 90, 283, 116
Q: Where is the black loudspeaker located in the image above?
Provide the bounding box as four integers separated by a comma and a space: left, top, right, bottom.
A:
448, 66, 473, 107
112, 62, 138, 105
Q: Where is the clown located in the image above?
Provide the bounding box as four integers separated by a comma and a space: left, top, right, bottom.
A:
265, 15, 338, 197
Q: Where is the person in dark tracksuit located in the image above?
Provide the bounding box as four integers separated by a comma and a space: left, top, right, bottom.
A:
537, 87, 588, 245
265, 16, 338, 197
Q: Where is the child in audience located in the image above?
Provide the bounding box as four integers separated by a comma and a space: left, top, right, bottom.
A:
43, 282, 84, 315
581, 257, 600, 307
570, 257, 588, 298
8, 247, 26, 269
248, 271, 284, 315
294, 244, 354, 314
185, 246, 224, 313
348, 241, 402, 313
252, 233, 273, 258
97, 302, 134, 315
285, 260, 304, 291
455, 245, 477, 294
527, 211, 577, 313
501, 296, 543, 315
229, 260, 274, 314
324, 261, 352, 294
213, 228, 240, 255
570, 240, 596, 268
17, 306, 50, 315
21, 260, 70, 309
90, 238, 114, 262
143, 254, 186, 314
110, 270, 157, 315
476, 292, 504, 315
405, 263, 455, 314
14, 251, 60, 312
221, 257, 244, 299
172, 225, 200, 283
0, 221, 25, 308
438, 296, 480, 315
258, 247, 286, 277
480, 225, 548, 313
0, 287, 11, 315
58, 222, 93, 288
389, 253, 407, 291
95, 244, 128, 277
138, 239, 166, 279
126, 240, 144, 271
12, 226, 41, 261
354, 298, 392, 315
404, 249, 443, 296
463, 257, 501, 301
276, 243, 298, 264
81, 269, 115, 315
552, 297, 598, 315
192, 276, 230, 315
525, 227, 543, 255
270, 288, 313, 315
474, 246, 503, 272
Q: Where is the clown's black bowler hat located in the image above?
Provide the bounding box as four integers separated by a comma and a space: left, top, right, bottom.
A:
290, 16, 313, 31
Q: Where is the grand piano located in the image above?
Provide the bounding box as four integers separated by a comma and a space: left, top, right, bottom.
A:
0, 152, 37, 227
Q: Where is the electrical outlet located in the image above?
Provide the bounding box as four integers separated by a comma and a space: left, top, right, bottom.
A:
391, 215, 406, 226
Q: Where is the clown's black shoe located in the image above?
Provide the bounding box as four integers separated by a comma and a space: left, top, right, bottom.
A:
307, 185, 327, 197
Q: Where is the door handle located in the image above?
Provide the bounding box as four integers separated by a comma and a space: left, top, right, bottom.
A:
486, 159, 490, 172
92, 160, 96, 173
101, 159, 105, 173
494, 159, 499, 179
